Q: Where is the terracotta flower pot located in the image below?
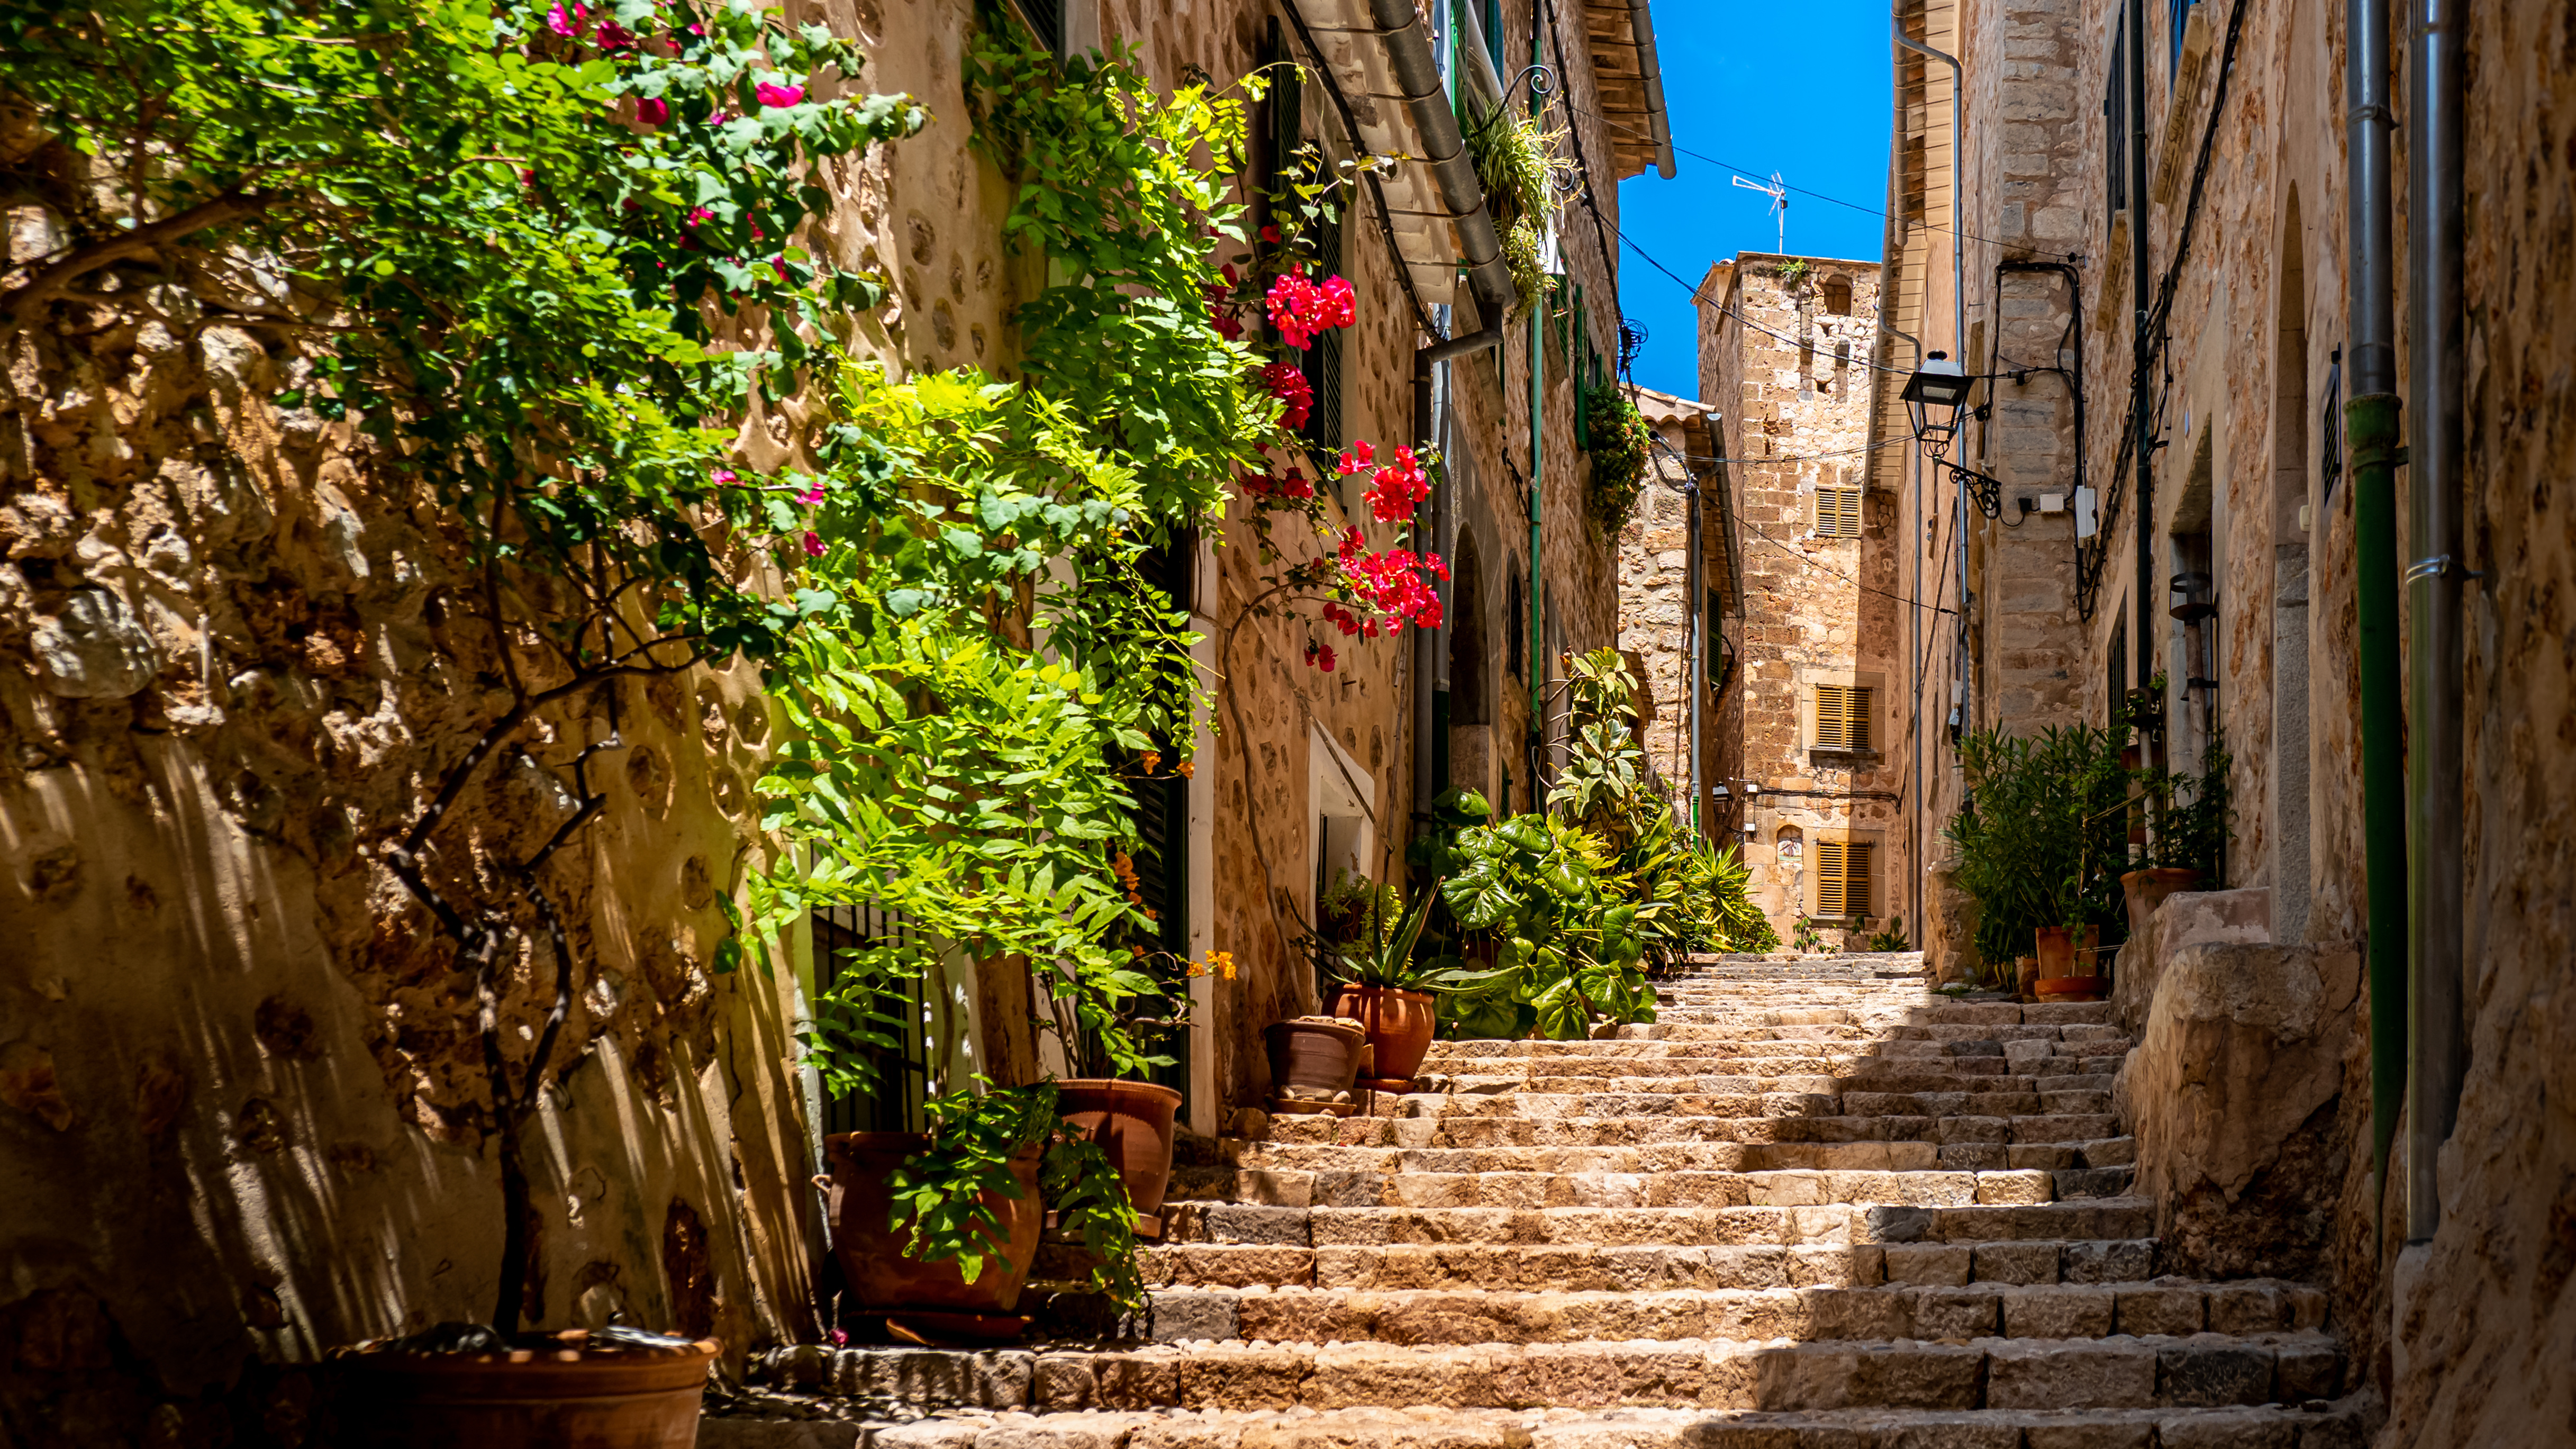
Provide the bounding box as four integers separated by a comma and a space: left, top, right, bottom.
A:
1055, 1078, 1183, 1215
2035, 975, 2108, 1002
2033, 926, 2076, 979
2120, 867, 2202, 941
821, 1132, 1044, 1314
1330, 987, 1438, 1084
1262, 1017, 1365, 1100
334, 1334, 716, 1449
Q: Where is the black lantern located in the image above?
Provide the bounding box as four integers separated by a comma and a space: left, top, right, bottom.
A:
1901, 351, 1973, 443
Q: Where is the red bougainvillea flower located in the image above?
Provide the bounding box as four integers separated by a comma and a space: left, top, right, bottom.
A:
1261, 362, 1314, 429
771, 256, 790, 283
802, 530, 826, 558
595, 19, 636, 50
755, 80, 808, 108
1305, 639, 1337, 672
1260, 224, 1282, 243
1363, 444, 1432, 522
1335, 529, 1448, 631
1266, 269, 1357, 349
633, 96, 669, 126
1336, 440, 1375, 476
546, 3, 584, 39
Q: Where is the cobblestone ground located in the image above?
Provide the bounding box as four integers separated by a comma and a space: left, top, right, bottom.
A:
709, 954, 2365, 1447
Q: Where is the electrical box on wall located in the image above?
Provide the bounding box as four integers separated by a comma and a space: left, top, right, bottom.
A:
2037, 492, 2069, 515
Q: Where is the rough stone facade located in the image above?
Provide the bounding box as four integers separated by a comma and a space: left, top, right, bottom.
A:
1877, 0, 2576, 1437
1696, 256, 1901, 948
1613, 388, 1724, 829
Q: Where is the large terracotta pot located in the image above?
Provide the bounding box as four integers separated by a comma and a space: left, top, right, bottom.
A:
1055, 1078, 1183, 1215
334, 1335, 716, 1449
821, 1132, 1043, 1314
2033, 926, 2075, 979
2121, 867, 2202, 940
2035, 975, 2108, 1002
1262, 1017, 1365, 1100
1329, 987, 1438, 1084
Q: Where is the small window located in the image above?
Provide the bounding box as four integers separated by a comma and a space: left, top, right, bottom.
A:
1822, 276, 1853, 315
1815, 487, 1863, 538
1815, 839, 1874, 918
1816, 684, 1874, 750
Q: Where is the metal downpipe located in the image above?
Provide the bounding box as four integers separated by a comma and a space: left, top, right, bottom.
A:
2344, 0, 2409, 1193
2403, 0, 2466, 1243
2125, 0, 2156, 736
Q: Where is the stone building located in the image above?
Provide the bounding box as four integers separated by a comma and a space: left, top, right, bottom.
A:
1875, 0, 2576, 1438
0, 0, 1671, 1435
1613, 386, 1730, 830
1694, 255, 1902, 947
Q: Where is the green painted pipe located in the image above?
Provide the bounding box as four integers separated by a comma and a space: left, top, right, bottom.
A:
1528, 288, 1545, 750
2348, 390, 2407, 1182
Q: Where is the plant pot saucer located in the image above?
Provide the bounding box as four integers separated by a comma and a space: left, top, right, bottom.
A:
2033, 975, 2107, 1001
876, 1311, 1032, 1348
1268, 1095, 1359, 1118
1357, 1076, 1416, 1095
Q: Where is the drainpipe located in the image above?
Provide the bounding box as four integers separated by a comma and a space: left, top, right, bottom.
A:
1622, 0, 1677, 180
1686, 451, 1703, 835
1412, 352, 1442, 833
1529, 290, 1546, 764
2403, 0, 2465, 1242
2344, 0, 2408, 1194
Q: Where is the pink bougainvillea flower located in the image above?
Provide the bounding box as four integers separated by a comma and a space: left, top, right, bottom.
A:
1260, 361, 1313, 430
633, 96, 669, 126
802, 530, 826, 558
771, 255, 790, 283
711, 468, 738, 487
684, 207, 714, 227
755, 81, 808, 108
546, 2, 584, 39
1336, 440, 1375, 476
797, 478, 828, 505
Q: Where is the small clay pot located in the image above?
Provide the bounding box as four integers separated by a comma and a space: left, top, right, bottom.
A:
2120, 867, 2202, 941
1330, 986, 1439, 1085
821, 1133, 1044, 1315
1263, 1017, 1366, 1100
334, 1334, 716, 1449
2035, 975, 2108, 1002
1055, 1079, 1184, 1215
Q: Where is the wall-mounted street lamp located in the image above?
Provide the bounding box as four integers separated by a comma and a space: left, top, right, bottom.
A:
1901, 351, 1974, 444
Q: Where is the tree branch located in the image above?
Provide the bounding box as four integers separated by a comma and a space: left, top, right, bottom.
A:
1, 192, 267, 332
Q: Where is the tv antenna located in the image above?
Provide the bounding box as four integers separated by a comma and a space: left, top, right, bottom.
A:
1733, 171, 1787, 253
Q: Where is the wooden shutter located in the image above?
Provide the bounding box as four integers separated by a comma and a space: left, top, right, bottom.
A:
1814, 840, 1874, 919
1816, 487, 1862, 538
1815, 684, 1874, 750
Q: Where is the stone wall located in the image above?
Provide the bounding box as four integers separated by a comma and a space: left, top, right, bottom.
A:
1698, 256, 1901, 947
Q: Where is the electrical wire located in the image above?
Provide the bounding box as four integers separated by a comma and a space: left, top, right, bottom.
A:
1593, 197, 1918, 377
1734, 510, 1958, 618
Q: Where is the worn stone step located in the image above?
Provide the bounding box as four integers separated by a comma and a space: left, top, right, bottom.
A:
1680, 1400, 2369, 1448
752, 1330, 2337, 1414
1214, 1136, 2139, 1181
1256, 1112, 2130, 1151
1158, 1171, 2056, 1223
1090, 1280, 2327, 1347
1151, 1199, 2154, 1250
1142, 1232, 2167, 1293
705, 1403, 1710, 1448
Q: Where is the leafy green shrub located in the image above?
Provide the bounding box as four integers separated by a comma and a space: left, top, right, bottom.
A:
2137, 731, 2234, 879
1584, 387, 1653, 536
1467, 110, 1571, 320
1945, 726, 2131, 968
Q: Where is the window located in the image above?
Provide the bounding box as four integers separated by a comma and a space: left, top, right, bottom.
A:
1815, 683, 1873, 750
1300, 206, 1346, 469
1505, 569, 1524, 680
1821, 275, 1853, 315
1815, 487, 1863, 538
1815, 839, 1874, 918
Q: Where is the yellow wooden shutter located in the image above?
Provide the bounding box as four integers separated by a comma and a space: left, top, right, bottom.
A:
1846, 841, 1873, 917
1814, 839, 1848, 916
1849, 686, 1873, 750
1815, 487, 1862, 538
1816, 685, 1854, 748
1838, 488, 1863, 536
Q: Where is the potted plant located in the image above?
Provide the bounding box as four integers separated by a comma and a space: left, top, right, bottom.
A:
1048, 937, 1190, 1220
1322, 877, 1447, 1088
2123, 731, 2235, 937
1263, 1016, 1369, 1108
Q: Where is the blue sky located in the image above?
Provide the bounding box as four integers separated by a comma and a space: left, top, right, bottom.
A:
1611, 0, 1894, 400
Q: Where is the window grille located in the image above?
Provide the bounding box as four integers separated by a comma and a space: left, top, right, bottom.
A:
1815, 487, 1863, 539
1816, 684, 1874, 750
1815, 840, 1874, 918
2319, 346, 2344, 504
808, 904, 932, 1136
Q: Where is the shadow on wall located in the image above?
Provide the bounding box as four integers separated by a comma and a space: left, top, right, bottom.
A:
0, 720, 814, 1445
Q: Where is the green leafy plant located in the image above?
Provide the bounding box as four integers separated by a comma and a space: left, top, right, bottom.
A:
1791, 914, 1827, 953
1320, 879, 1457, 992
1778, 258, 1812, 290
1467, 109, 1571, 320
2137, 730, 2234, 878
1584, 386, 1653, 535
1946, 726, 2131, 967
890, 1079, 1143, 1310
1866, 916, 1913, 952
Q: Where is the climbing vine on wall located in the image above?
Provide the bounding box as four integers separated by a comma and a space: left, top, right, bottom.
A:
1584, 386, 1653, 535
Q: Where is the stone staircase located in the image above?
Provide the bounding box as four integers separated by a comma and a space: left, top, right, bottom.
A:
709, 954, 2364, 1447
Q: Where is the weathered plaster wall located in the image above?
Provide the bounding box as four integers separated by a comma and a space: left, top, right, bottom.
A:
1700, 257, 1898, 946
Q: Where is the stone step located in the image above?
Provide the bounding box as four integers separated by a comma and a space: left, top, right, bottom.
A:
1254, 1113, 2127, 1151
1141, 1234, 2164, 1295
1203, 1137, 2136, 1179
1148, 1200, 2156, 1250
1681, 1401, 2369, 1448
1085, 1279, 2327, 1347
1167, 1166, 2096, 1212
704, 1404, 1710, 1448
1421, 1075, 2121, 1103
1358, 1089, 2118, 1123
752, 1329, 2339, 1414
